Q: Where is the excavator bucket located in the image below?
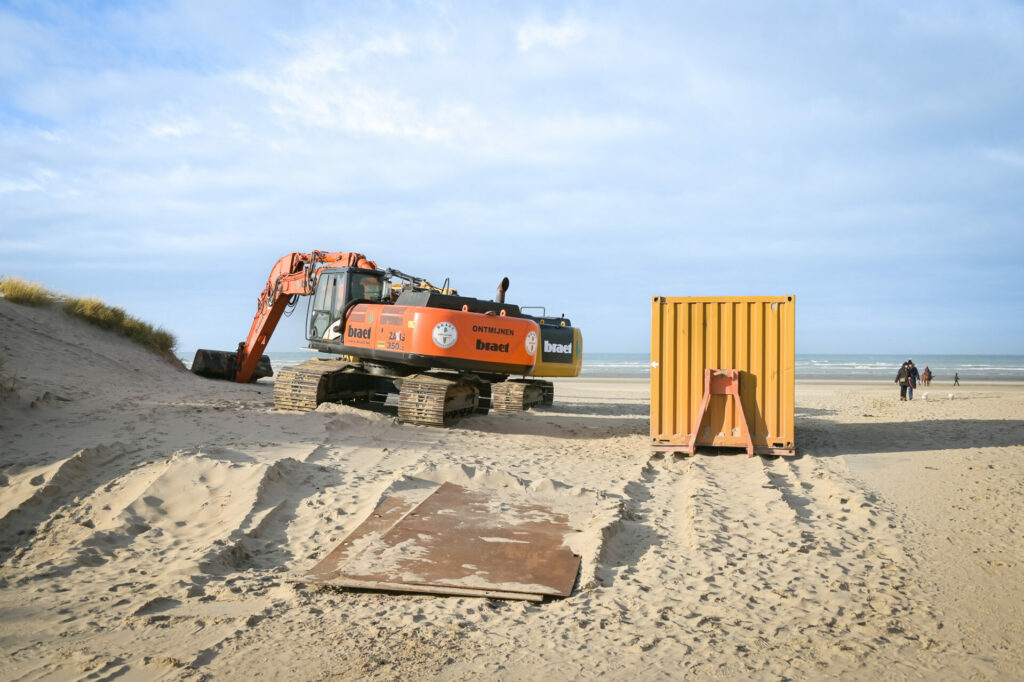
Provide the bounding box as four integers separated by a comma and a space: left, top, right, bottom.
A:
191, 349, 273, 382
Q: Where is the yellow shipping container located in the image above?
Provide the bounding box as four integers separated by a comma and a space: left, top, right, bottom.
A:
650, 296, 795, 456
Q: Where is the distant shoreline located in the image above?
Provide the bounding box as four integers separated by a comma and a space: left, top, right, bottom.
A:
178, 350, 1024, 382
560, 376, 1024, 386
795, 378, 1024, 386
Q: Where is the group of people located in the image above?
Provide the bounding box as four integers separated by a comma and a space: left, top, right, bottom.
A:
895, 359, 920, 400
896, 359, 961, 399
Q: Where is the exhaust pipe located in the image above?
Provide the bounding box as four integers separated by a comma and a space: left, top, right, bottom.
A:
495, 277, 510, 304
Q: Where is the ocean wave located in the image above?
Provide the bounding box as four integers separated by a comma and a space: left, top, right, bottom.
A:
180, 352, 1024, 381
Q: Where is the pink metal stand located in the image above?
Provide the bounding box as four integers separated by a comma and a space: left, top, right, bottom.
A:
687, 369, 755, 457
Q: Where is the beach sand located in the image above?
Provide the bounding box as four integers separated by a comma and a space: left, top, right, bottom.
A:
2, 298, 1022, 680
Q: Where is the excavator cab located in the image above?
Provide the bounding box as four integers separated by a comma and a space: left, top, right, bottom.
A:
309, 267, 385, 341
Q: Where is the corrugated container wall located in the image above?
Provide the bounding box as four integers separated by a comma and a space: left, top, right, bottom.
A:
650, 296, 796, 455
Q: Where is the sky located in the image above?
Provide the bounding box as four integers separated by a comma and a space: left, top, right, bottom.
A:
1, 0, 1022, 355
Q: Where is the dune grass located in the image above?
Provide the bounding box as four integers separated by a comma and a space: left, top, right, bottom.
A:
0, 277, 57, 306
1, 277, 177, 358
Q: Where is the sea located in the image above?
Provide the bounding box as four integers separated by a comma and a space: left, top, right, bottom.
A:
178, 351, 1024, 382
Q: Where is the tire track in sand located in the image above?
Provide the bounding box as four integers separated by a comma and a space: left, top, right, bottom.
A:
618, 452, 953, 679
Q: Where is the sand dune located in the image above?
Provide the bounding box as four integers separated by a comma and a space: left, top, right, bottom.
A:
1, 298, 1022, 680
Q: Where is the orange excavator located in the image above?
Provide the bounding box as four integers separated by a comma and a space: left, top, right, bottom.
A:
192, 251, 582, 426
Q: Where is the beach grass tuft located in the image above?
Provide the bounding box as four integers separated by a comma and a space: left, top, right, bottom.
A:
0, 276, 58, 306
1, 277, 177, 358
62, 296, 177, 356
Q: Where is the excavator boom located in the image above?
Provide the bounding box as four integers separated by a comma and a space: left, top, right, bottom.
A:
193, 251, 377, 382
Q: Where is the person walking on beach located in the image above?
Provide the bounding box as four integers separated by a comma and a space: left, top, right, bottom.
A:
954, 372, 960, 386
896, 362, 910, 400
907, 360, 919, 400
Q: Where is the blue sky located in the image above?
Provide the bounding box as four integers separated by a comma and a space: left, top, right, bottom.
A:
2, 1, 1022, 354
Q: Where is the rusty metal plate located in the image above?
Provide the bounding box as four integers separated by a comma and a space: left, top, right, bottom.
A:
305, 482, 581, 600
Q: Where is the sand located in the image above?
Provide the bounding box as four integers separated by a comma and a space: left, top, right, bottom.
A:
1, 297, 1022, 680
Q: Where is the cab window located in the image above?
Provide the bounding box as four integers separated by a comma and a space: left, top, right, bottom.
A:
350, 273, 382, 301
311, 274, 343, 338
312, 274, 336, 312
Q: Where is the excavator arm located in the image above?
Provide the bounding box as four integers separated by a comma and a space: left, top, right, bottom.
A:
194, 251, 377, 383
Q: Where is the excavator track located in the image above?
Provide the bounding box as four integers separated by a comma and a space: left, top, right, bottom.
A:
398, 374, 480, 427
536, 380, 555, 407
273, 358, 358, 411
491, 379, 553, 413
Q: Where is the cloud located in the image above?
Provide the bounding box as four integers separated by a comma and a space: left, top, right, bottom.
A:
147, 117, 201, 139
0, 168, 57, 194
516, 15, 590, 51
0, 178, 43, 193
235, 25, 649, 157
242, 70, 470, 141
982, 147, 1024, 169
235, 28, 475, 142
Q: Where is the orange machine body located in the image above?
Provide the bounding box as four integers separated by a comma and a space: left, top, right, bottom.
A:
316, 302, 539, 376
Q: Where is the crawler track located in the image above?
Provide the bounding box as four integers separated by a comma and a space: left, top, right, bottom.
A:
273, 358, 359, 411
491, 379, 552, 413
274, 361, 541, 427
397, 374, 480, 427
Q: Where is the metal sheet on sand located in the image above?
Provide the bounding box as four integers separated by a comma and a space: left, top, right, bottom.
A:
305, 482, 581, 600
